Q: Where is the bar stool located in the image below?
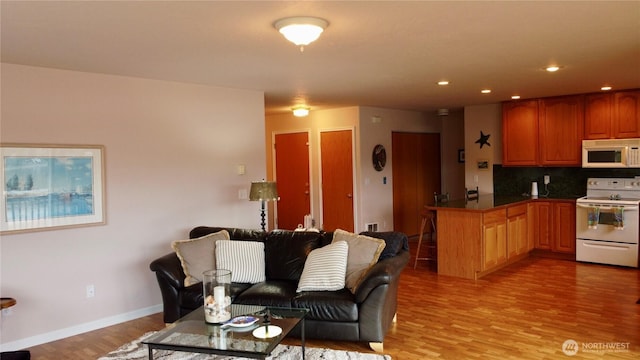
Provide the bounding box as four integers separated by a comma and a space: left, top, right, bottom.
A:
414, 192, 449, 268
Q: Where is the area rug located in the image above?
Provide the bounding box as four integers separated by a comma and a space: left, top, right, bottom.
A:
98, 331, 392, 360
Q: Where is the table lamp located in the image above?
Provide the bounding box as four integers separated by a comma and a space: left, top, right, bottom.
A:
249, 181, 278, 231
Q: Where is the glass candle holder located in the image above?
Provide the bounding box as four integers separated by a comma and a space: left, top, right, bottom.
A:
202, 269, 232, 324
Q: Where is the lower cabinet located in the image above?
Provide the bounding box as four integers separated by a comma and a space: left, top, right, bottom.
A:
482, 209, 507, 270
529, 200, 576, 254
507, 204, 529, 258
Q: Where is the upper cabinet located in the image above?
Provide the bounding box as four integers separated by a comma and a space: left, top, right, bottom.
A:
538, 95, 584, 165
502, 96, 583, 166
584, 90, 640, 139
502, 100, 539, 166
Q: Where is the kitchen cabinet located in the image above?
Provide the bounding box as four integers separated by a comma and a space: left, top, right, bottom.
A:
502, 100, 539, 165
530, 200, 576, 254
614, 90, 640, 139
553, 201, 576, 253
482, 209, 507, 270
503, 96, 583, 166
585, 90, 640, 139
507, 204, 528, 258
538, 95, 584, 165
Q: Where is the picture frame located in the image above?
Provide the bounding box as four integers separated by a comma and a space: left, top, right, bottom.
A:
458, 149, 465, 163
477, 159, 490, 170
1, 144, 105, 234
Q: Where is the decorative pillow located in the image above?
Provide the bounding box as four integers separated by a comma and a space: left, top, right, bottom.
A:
172, 230, 230, 287
215, 240, 266, 284
359, 231, 409, 260
332, 229, 386, 294
297, 241, 348, 292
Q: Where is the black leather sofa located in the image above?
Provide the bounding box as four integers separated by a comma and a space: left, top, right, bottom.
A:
150, 226, 409, 351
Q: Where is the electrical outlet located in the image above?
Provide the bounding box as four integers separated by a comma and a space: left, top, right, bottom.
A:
544, 175, 550, 185
86, 284, 95, 298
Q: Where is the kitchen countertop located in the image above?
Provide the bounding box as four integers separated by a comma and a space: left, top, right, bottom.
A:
425, 194, 581, 211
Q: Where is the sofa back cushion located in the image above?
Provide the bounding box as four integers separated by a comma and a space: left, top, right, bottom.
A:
190, 226, 266, 241
359, 231, 409, 260
264, 230, 323, 281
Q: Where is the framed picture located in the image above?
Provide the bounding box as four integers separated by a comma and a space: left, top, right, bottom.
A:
477, 159, 490, 170
1, 144, 105, 234
458, 149, 465, 163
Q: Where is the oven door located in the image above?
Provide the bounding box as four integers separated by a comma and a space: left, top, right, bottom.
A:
576, 202, 639, 244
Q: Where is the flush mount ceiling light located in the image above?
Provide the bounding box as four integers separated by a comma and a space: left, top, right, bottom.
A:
481, 89, 492, 94
437, 80, 450, 86
545, 65, 562, 72
274, 16, 329, 51
601, 86, 613, 91
292, 105, 310, 117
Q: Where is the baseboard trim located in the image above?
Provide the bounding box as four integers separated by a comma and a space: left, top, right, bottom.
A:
0, 304, 163, 352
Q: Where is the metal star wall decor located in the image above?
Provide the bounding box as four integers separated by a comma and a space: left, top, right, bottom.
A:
475, 131, 491, 148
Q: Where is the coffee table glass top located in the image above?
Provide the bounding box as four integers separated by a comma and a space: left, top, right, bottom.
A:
143, 304, 308, 359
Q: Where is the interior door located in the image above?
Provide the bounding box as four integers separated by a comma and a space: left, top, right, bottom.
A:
392, 132, 441, 236
320, 129, 354, 232
274, 132, 310, 230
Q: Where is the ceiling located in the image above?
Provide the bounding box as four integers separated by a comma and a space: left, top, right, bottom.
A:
2, 1, 639, 115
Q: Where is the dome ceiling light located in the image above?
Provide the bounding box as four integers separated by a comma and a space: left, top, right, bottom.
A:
274, 16, 329, 52
292, 105, 310, 117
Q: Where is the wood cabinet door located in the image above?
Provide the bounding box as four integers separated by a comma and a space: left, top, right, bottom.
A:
483, 210, 507, 270
552, 201, 576, 254
614, 90, 640, 139
539, 95, 584, 165
507, 204, 528, 258
502, 100, 539, 165
533, 202, 552, 250
584, 93, 612, 139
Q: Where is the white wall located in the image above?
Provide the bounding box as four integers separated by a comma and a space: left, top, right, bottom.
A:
464, 104, 502, 194
0, 64, 266, 350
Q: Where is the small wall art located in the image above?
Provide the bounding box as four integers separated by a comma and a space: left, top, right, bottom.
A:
477, 159, 490, 170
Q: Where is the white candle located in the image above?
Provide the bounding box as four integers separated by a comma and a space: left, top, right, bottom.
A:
213, 286, 225, 305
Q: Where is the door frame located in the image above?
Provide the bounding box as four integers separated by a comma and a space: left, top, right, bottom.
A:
317, 126, 358, 232
271, 129, 314, 229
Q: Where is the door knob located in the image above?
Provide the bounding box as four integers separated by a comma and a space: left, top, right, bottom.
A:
347, 194, 353, 198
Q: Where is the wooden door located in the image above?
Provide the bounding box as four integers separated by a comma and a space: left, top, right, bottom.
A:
320, 130, 354, 232
502, 100, 539, 165
274, 132, 311, 230
539, 95, 584, 166
553, 201, 576, 254
584, 93, 612, 139
614, 90, 640, 138
392, 132, 441, 236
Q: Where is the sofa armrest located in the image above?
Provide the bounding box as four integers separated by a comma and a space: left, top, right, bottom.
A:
354, 250, 409, 303
150, 252, 185, 289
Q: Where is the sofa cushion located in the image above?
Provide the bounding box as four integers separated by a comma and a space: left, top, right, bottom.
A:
171, 230, 230, 286
332, 229, 386, 294
293, 289, 358, 322
264, 230, 323, 281
297, 241, 348, 292
216, 240, 266, 284
234, 280, 297, 308
359, 231, 409, 260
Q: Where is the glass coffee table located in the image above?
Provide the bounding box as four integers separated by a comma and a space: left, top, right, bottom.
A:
143, 304, 309, 360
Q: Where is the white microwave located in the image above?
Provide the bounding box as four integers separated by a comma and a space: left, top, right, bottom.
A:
582, 139, 640, 168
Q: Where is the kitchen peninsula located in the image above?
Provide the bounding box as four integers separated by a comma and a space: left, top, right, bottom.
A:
427, 195, 576, 279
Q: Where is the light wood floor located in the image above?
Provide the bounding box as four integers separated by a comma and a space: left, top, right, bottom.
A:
27, 244, 639, 359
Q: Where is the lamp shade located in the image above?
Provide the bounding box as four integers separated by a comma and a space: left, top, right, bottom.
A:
249, 181, 278, 201
274, 16, 328, 46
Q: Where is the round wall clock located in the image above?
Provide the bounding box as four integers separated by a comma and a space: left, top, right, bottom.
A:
372, 144, 387, 171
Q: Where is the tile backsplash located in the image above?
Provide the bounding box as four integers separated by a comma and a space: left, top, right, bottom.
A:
493, 166, 640, 197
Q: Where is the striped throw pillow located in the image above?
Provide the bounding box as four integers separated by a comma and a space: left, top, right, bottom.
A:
297, 241, 348, 292
215, 240, 266, 284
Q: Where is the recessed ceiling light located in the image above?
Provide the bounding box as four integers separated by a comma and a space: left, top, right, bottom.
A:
511, 95, 521, 100
481, 89, 492, 94
601, 86, 612, 91
545, 65, 561, 72
437, 81, 449, 86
